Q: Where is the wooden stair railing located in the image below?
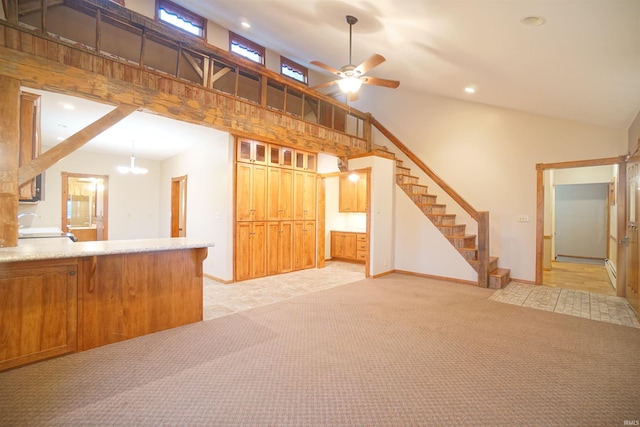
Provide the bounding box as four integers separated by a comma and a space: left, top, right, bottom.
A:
369, 116, 508, 288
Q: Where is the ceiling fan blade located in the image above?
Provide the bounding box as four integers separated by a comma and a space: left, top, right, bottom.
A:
361, 76, 400, 89
310, 60, 342, 75
355, 54, 385, 75
309, 80, 338, 91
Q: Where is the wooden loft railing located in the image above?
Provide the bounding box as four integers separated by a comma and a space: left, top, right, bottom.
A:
0, 0, 370, 156
369, 116, 491, 287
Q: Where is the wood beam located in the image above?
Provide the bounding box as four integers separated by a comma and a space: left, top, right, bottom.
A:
18, 104, 137, 185
181, 50, 203, 80
0, 45, 364, 158
0, 76, 20, 247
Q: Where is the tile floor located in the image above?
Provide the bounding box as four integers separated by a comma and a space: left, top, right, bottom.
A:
203, 262, 640, 329
490, 282, 640, 328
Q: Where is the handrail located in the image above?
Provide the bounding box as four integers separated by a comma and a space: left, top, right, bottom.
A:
369, 116, 479, 221
369, 115, 490, 287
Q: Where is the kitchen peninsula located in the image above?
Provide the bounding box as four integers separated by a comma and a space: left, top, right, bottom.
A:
0, 237, 211, 371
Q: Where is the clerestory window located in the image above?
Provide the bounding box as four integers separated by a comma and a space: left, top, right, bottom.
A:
229, 31, 265, 65
280, 56, 308, 85
156, 0, 206, 38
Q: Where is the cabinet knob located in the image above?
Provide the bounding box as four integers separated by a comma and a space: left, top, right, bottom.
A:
69, 271, 76, 276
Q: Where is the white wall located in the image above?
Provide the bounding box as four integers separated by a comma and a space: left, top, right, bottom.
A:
160, 133, 234, 281
359, 89, 627, 281
629, 110, 640, 152
23, 149, 161, 240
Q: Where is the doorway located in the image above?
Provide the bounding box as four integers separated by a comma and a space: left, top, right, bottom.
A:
536, 157, 625, 295
61, 172, 109, 241
171, 175, 187, 237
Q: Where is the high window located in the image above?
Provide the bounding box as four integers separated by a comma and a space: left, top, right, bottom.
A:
229, 31, 265, 65
280, 57, 308, 85
156, 0, 206, 38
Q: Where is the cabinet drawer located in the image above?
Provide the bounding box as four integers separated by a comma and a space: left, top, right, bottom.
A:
357, 242, 367, 251
356, 250, 367, 261
357, 233, 367, 242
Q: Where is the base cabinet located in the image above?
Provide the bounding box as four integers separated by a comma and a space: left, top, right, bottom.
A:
267, 221, 293, 275
331, 231, 368, 263
235, 222, 267, 281
0, 259, 78, 371
294, 220, 316, 270
78, 249, 205, 351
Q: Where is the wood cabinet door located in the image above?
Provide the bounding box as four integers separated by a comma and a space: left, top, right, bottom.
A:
251, 222, 267, 278
303, 220, 316, 268
267, 167, 282, 221
293, 221, 305, 270
252, 165, 267, 221
339, 176, 356, 212
235, 221, 252, 280
357, 174, 367, 212
0, 259, 77, 371
303, 172, 316, 219
293, 170, 306, 220
237, 138, 267, 164
236, 163, 253, 221
266, 221, 280, 276
344, 233, 357, 260
280, 221, 294, 273
280, 168, 294, 220
331, 231, 345, 258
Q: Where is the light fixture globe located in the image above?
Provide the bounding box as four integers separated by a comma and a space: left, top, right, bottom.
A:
338, 76, 363, 93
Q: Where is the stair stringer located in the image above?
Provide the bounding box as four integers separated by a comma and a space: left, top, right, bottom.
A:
394, 187, 478, 282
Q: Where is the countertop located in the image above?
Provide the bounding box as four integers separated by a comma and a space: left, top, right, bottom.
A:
0, 237, 214, 263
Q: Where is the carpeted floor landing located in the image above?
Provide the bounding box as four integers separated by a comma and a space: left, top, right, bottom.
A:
1, 273, 639, 426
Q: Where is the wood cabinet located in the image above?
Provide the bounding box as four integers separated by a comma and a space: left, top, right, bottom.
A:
236, 137, 317, 281
78, 249, 205, 351
235, 221, 267, 281
19, 91, 41, 201
268, 144, 294, 168
294, 220, 316, 270
339, 173, 367, 213
267, 166, 293, 221
294, 150, 316, 171
267, 221, 293, 275
237, 138, 268, 164
236, 162, 267, 221
294, 170, 316, 220
331, 231, 368, 263
0, 259, 77, 371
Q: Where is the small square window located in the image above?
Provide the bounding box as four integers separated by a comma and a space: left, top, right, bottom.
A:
229, 31, 265, 65
156, 0, 206, 38
281, 56, 308, 85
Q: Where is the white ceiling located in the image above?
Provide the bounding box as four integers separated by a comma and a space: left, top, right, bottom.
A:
39, 0, 640, 161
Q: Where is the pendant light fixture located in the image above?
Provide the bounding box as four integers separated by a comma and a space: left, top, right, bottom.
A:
117, 140, 148, 175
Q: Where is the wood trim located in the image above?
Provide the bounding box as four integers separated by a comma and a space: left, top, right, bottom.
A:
535, 166, 544, 284
317, 175, 325, 268
390, 269, 478, 286
477, 211, 489, 287
616, 160, 627, 298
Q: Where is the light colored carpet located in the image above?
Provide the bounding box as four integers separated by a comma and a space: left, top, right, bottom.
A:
1, 273, 639, 426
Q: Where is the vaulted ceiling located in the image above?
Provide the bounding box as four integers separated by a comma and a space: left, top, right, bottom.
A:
181, 0, 640, 130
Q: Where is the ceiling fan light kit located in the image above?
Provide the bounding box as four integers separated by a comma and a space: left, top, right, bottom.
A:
310, 15, 399, 96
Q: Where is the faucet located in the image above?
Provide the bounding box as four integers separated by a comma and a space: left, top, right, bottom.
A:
17, 212, 39, 229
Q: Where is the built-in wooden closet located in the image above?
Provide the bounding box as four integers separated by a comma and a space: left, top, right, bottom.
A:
235, 137, 317, 281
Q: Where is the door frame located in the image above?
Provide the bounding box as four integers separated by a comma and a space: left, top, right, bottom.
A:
61, 172, 109, 240
535, 156, 626, 293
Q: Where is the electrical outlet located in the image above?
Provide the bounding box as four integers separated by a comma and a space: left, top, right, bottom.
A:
518, 215, 529, 222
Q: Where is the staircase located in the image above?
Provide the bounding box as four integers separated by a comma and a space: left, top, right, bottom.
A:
394, 157, 511, 288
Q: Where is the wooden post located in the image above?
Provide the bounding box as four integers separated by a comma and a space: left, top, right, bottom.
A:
477, 211, 490, 287
6, 0, 18, 24
0, 76, 21, 247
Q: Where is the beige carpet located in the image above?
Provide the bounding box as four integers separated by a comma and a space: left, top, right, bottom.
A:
1, 273, 639, 426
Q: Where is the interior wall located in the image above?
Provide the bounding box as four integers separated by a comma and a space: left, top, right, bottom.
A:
160, 133, 234, 281
26, 149, 161, 240
628, 109, 640, 152
360, 89, 627, 281
555, 183, 608, 259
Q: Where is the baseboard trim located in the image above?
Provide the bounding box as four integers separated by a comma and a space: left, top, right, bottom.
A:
203, 273, 233, 284
391, 269, 478, 286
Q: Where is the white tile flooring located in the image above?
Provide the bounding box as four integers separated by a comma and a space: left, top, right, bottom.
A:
203, 262, 640, 329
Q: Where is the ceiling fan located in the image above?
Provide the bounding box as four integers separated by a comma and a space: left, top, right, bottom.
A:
310, 15, 400, 97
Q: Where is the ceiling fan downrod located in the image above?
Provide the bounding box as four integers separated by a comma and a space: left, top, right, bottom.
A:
346, 15, 358, 66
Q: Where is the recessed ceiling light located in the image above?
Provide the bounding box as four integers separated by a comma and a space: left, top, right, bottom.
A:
521, 16, 546, 27
56, 136, 64, 141
60, 102, 75, 110
241, 21, 251, 29
464, 87, 476, 94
